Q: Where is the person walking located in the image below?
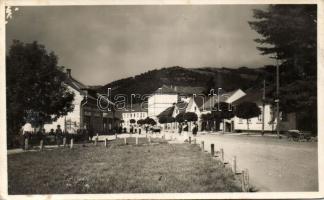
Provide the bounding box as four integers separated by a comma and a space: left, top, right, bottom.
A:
178, 123, 183, 135
55, 125, 63, 146
21, 123, 33, 150
192, 122, 198, 137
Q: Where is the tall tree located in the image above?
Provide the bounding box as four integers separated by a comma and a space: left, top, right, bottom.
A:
249, 5, 317, 133
6, 40, 75, 145
249, 5, 316, 77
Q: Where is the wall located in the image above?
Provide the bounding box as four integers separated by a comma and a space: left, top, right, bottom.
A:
233, 104, 278, 132
148, 94, 178, 117
43, 86, 84, 133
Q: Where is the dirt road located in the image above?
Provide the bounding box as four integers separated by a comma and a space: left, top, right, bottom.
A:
183, 133, 318, 192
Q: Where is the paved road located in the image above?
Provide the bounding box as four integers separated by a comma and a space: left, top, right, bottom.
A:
166, 131, 318, 192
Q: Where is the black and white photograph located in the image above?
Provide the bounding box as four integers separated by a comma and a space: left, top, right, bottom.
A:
1, 0, 323, 199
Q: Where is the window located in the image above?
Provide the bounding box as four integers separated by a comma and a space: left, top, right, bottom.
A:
281, 112, 288, 121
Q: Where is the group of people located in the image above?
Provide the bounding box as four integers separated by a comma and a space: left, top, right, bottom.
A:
178, 121, 198, 136
21, 123, 96, 149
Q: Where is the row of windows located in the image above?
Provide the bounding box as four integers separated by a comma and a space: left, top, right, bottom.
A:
123, 112, 147, 119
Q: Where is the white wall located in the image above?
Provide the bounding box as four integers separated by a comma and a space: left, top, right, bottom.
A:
43, 86, 84, 133
122, 112, 147, 129
233, 104, 277, 131
148, 94, 178, 117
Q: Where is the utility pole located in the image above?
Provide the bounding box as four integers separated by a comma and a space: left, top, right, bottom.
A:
262, 80, 265, 136
275, 55, 280, 138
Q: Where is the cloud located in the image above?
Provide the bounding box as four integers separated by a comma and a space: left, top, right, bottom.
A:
6, 5, 273, 85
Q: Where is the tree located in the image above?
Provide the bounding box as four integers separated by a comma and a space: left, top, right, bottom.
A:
184, 112, 198, 122
249, 5, 316, 77
249, 5, 317, 134
143, 117, 156, 126
175, 113, 185, 123
235, 101, 261, 133
183, 112, 198, 131
130, 119, 136, 124
211, 102, 234, 133
6, 40, 74, 145
137, 119, 144, 126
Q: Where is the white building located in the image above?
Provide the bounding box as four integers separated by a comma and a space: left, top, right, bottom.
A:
121, 103, 148, 131
231, 89, 296, 132
42, 69, 115, 134
147, 85, 204, 120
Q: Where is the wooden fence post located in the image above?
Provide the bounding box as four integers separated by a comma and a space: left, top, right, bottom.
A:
105, 138, 108, 148
241, 170, 246, 192
211, 144, 214, 156
136, 136, 139, 145
201, 141, 204, 152
244, 169, 250, 192
95, 136, 98, 146
220, 148, 224, 162
189, 137, 191, 144
124, 137, 127, 145
232, 156, 237, 174
24, 138, 29, 150
40, 139, 44, 151
148, 136, 151, 144
70, 138, 74, 149
115, 133, 117, 139
63, 137, 67, 147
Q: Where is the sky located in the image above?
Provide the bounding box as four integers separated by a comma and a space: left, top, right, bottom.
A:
6, 5, 274, 85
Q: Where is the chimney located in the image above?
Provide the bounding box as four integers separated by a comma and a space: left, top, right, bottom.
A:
66, 69, 71, 78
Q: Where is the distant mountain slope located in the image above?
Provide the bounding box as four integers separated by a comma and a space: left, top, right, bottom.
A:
99, 66, 270, 103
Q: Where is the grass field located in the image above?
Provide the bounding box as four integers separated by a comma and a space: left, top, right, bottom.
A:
8, 137, 241, 194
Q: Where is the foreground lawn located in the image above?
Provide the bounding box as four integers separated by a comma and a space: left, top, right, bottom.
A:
8, 138, 241, 194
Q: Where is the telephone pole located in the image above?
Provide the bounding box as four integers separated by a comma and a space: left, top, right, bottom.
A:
262, 80, 265, 136
275, 55, 280, 138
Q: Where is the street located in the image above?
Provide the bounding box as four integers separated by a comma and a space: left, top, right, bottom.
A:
182, 132, 318, 192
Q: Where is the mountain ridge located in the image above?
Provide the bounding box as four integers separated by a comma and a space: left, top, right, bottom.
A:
98, 66, 273, 102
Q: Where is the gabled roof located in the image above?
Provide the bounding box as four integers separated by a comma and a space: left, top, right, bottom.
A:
157, 106, 175, 118
231, 89, 272, 105
65, 76, 88, 93
195, 91, 235, 111
174, 101, 188, 114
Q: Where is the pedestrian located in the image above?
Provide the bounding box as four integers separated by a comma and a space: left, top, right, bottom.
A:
36, 128, 45, 142
88, 126, 94, 141
178, 123, 183, 135
55, 125, 63, 146
21, 123, 33, 150
192, 122, 198, 136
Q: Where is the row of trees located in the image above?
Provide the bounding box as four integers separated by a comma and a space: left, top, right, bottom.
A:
157, 102, 261, 132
